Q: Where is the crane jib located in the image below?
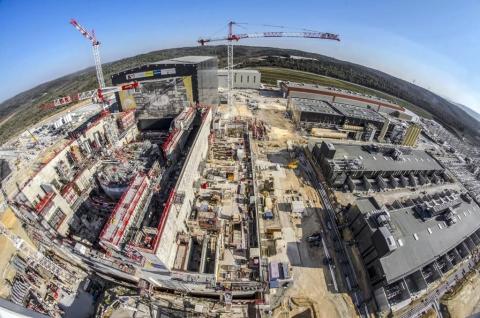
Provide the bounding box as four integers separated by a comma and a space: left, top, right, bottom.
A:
235, 32, 340, 41
198, 21, 340, 109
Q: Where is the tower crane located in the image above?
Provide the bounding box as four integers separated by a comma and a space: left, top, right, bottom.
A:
70, 18, 106, 89
198, 21, 340, 107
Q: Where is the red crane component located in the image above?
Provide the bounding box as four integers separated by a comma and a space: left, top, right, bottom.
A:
198, 21, 340, 107
39, 82, 139, 110
96, 81, 140, 102
69, 19, 99, 45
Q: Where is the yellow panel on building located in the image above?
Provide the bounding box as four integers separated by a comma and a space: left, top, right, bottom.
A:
402, 123, 422, 147
182, 76, 193, 104
119, 90, 137, 110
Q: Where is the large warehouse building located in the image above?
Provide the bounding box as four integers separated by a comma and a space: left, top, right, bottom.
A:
346, 191, 480, 311
290, 97, 423, 145
111, 56, 218, 130
289, 97, 393, 141
112, 56, 218, 106
311, 142, 447, 191
280, 81, 405, 113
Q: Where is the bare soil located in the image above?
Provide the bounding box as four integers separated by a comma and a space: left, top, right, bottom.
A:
441, 271, 480, 318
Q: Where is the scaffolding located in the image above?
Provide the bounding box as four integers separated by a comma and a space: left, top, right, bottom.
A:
0, 221, 75, 284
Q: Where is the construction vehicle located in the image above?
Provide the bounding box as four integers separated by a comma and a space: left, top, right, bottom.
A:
26, 129, 39, 144
198, 21, 340, 107
287, 160, 299, 169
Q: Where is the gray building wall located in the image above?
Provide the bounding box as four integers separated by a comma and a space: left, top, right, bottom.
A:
218, 70, 261, 89
197, 58, 219, 105
346, 196, 480, 312
311, 142, 444, 188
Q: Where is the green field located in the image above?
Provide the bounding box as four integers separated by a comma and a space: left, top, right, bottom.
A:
254, 67, 434, 119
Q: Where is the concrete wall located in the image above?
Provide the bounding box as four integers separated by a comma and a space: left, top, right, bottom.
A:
20, 143, 76, 236
218, 70, 261, 89
154, 108, 213, 272
289, 91, 333, 102
284, 87, 403, 114
17, 115, 128, 236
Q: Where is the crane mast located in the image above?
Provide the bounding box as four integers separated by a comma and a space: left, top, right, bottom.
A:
70, 19, 106, 88
227, 22, 235, 108
198, 21, 340, 107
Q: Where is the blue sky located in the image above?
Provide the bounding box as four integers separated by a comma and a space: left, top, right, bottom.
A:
1, 0, 480, 112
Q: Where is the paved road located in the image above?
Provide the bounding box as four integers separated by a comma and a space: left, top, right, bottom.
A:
300, 149, 368, 317
399, 254, 479, 318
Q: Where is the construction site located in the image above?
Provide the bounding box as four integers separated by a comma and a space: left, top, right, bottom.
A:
2, 16, 480, 318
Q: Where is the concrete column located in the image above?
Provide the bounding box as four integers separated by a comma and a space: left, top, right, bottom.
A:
389, 175, 398, 188
462, 241, 472, 254
432, 260, 443, 278
475, 229, 480, 239
374, 287, 390, 312
419, 268, 429, 286
183, 237, 193, 271
441, 254, 454, 272
402, 278, 412, 298
199, 235, 209, 273
466, 237, 476, 251
452, 248, 462, 264
363, 175, 372, 192
400, 175, 409, 187
470, 232, 480, 246
413, 270, 428, 291
456, 244, 468, 259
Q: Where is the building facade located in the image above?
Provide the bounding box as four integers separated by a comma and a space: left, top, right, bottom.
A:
402, 123, 422, 147
311, 142, 446, 191
289, 97, 394, 141
280, 81, 405, 113
218, 69, 261, 89
346, 191, 480, 311
14, 113, 137, 237
112, 56, 219, 108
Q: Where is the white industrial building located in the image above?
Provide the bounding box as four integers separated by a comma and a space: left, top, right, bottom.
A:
218, 69, 261, 89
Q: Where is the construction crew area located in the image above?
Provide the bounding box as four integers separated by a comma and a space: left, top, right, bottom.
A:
3, 11, 480, 317
2, 49, 480, 317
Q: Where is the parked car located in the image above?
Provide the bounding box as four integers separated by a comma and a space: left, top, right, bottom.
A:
307, 232, 322, 242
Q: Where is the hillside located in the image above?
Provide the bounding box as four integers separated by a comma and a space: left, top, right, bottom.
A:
0, 45, 479, 144
455, 102, 480, 122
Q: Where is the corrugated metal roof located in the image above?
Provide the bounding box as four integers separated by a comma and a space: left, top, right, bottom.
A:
218, 69, 260, 75
381, 199, 480, 282
152, 56, 215, 65
291, 97, 341, 116
355, 196, 480, 283
331, 102, 386, 123
327, 143, 443, 172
